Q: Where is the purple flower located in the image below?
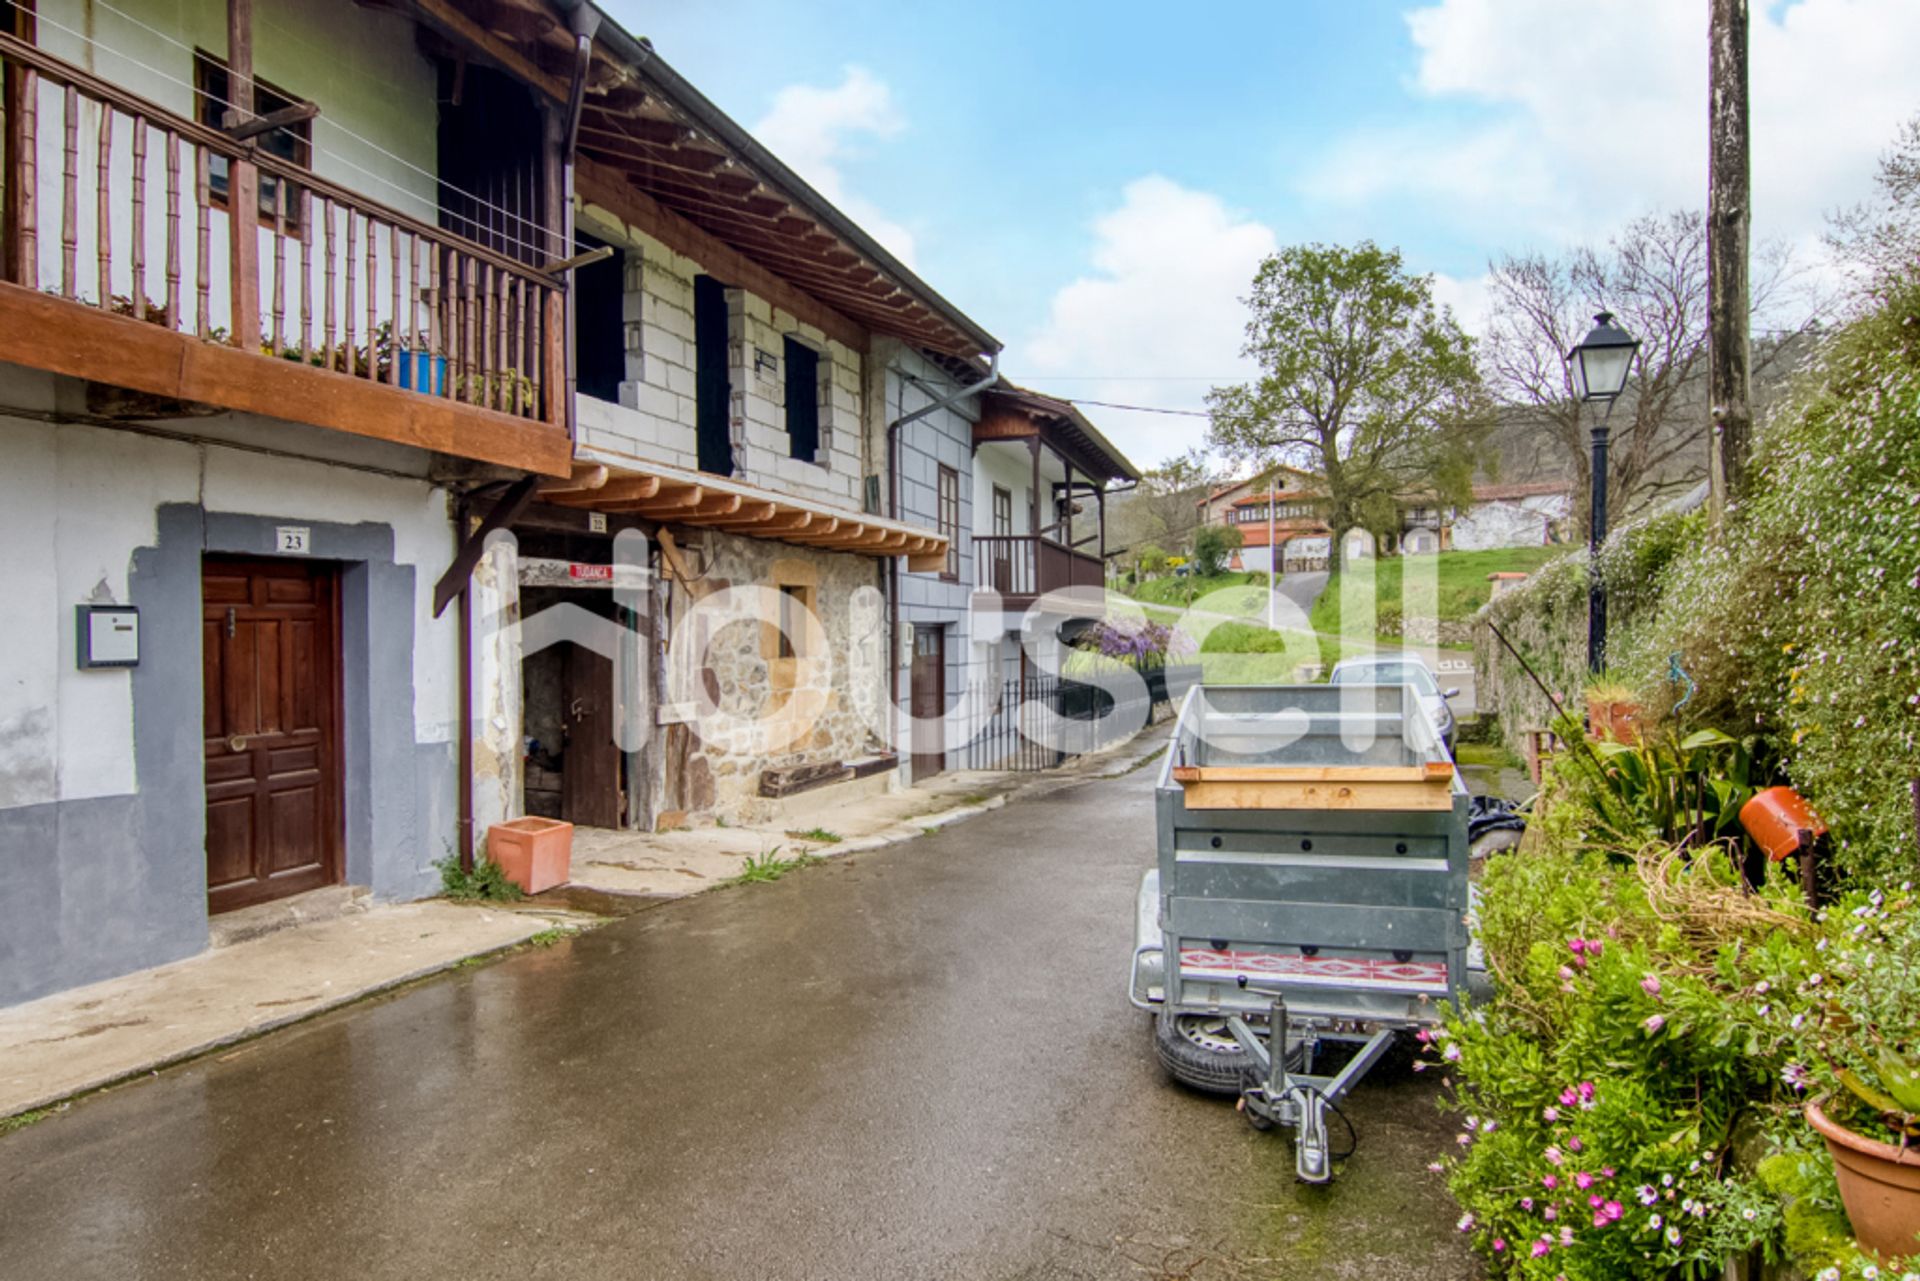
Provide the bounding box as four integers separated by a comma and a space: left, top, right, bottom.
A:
1643, 1014, 1666, 1034
1543, 1206, 1557, 1221
1532, 1239, 1552, 1258
1575, 1172, 1594, 1190
1637, 1185, 1658, 1206
1543, 1174, 1559, 1189
1443, 1043, 1461, 1062
1544, 1146, 1564, 1166
1543, 1105, 1560, 1122
1642, 974, 1662, 997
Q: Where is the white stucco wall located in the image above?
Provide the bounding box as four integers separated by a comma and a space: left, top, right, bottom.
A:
1452, 494, 1571, 552
0, 382, 458, 810
972, 441, 1035, 537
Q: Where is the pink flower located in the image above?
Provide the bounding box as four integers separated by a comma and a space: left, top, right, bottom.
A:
1560, 1226, 1575, 1246
1642, 974, 1662, 997
1543, 1105, 1560, 1122
1544, 1146, 1564, 1165
1521, 1197, 1534, 1211
1412, 1061, 1426, 1072
1416, 1028, 1432, 1044
1543, 1207, 1557, 1221
1589, 1195, 1604, 1208
1603, 1200, 1623, 1223
1601, 1167, 1616, 1178
1568, 1138, 1583, 1152
1568, 938, 1587, 955
1532, 1239, 1552, 1258
1587, 940, 1604, 959
1492, 1238, 1507, 1252
1559, 1087, 1579, 1107
1575, 1172, 1594, 1190
1443, 1043, 1462, 1062
1542, 1174, 1559, 1189
1558, 965, 1577, 981
1578, 1082, 1595, 1102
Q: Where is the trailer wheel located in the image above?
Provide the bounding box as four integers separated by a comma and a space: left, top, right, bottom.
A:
1154, 1011, 1266, 1096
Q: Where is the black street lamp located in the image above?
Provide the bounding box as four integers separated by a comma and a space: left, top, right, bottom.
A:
1566, 311, 1640, 674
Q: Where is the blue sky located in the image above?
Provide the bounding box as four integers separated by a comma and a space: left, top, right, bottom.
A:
605, 0, 1920, 470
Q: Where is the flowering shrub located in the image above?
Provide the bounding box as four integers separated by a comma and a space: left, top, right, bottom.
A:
1073, 617, 1194, 668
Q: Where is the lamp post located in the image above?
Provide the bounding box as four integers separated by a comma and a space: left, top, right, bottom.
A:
1566, 311, 1641, 674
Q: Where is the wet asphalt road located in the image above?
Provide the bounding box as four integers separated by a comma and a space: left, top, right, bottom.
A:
0, 760, 1477, 1281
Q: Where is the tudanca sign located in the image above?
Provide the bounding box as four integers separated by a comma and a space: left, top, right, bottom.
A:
516, 557, 647, 590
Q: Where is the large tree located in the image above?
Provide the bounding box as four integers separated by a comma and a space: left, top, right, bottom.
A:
1828, 112, 1920, 302
1206, 242, 1486, 569
1106, 448, 1213, 559
1481, 210, 1807, 523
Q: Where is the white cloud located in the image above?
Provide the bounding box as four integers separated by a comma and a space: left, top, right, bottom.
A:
1430, 269, 1495, 337
1306, 0, 1920, 259
1016, 176, 1278, 470
752, 66, 918, 266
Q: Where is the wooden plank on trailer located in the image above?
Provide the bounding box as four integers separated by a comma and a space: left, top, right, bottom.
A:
1177, 779, 1455, 813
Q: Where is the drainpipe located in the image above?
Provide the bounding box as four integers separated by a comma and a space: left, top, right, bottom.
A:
456, 494, 475, 871
885, 348, 1000, 767
549, 0, 603, 444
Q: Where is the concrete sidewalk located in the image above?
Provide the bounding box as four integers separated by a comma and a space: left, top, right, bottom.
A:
566, 721, 1172, 899
0, 899, 595, 1120
0, 722, 1170, 1122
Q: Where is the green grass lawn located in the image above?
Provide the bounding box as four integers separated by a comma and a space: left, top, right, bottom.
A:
1123, 569, 1272, 612
1309, 546, 1565, 633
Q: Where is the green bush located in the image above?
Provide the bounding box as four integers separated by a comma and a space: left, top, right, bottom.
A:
435, 855, 524, 902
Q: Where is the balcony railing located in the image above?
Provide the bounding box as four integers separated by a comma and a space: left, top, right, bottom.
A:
1, 34, 563, 423
973, 534, 1104, 603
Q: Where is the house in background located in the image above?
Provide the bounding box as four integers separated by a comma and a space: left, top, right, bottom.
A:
1221, 489, 1332, 573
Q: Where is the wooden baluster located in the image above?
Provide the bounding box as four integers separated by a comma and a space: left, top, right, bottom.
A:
365, 215, 377, 381
322, 196, 336, 369
130, 116, 147, 320
94, 105, 111, 309
526, 282, 541, 418
298, 188, 312, 362
461, 255, 476, 404
194, 146, 211, 336
402, 232, 417, 386
427, 243, 442, 395
512, 277, 527, 417
164, 132, 180, 328
270, 177, 286, 354
14, 68, 39, 290
61, 84, 77, 298
343, 211, 357, 377
499, 269, 512, 411
479, 261, 494, 409
386, 224, 400, 385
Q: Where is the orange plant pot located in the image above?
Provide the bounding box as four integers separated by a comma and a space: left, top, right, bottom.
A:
1586, 697, 1641, 744
1808, 1098, 1920, 1263
1741, 785, 1827, 862
487, 817, 574, 894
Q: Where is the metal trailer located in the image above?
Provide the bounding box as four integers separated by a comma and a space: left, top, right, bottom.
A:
1129, 683, 1473, 1183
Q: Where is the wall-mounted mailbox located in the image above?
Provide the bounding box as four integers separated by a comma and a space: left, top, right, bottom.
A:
77, 605, 140, 669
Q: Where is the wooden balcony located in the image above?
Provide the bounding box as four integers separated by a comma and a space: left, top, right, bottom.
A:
0, 34, 570, 476
973, 534, 1104, 610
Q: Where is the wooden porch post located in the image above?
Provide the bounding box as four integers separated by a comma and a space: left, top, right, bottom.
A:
3, 1, 39, 287
226, 0, 260, 349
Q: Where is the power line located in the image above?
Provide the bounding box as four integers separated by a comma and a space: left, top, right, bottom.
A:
1060, 398, 1212, 418
40, 6, 562, 259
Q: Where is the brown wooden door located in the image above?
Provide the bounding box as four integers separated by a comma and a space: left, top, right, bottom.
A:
910, 625, 946, 782
202, 557, 342, 914
563, 642, 622, 828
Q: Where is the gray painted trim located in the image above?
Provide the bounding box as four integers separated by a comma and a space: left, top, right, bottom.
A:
0, 503, 446, 1009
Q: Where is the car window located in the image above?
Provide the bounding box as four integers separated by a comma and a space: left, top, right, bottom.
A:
1331, 662, 1438, 694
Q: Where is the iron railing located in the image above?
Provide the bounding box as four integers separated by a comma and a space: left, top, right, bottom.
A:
956, 662, 1200, 771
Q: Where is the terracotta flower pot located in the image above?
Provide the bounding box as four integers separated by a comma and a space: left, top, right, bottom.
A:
1807, 1098, 1920, 1262
487, 817, 574, 894
1586, 696, 1641, 744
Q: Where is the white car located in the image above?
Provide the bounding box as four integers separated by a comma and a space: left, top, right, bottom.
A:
1326, 654, 1459, 754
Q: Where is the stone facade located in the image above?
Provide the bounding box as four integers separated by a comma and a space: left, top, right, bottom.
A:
662, 528, 888, 824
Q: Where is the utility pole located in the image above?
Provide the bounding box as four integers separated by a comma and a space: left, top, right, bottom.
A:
1266, 465, 1277, 630
1707, 0, 1752, 529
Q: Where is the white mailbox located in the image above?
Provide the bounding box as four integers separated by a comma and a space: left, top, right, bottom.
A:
77, 605, 140, 669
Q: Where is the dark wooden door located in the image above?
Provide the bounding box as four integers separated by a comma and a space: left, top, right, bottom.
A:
910, 625, 946, 781
202, 557, 342, 914
693, 274, 735, 476
563, 642, 622, 828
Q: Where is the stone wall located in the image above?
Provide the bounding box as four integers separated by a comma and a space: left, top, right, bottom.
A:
666, 529, 887, 824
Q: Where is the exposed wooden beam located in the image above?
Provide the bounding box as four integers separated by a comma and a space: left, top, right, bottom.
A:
537, 462, 608, 498
577, 156, 868, 351
695, 500, 780, 527
546, 474, 659, 507
433, 475, 539, 618
0, 283, 571, 475
409, 0, 569, 101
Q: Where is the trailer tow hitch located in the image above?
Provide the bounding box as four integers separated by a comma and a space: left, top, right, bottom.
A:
1225, 993, 1397, 1184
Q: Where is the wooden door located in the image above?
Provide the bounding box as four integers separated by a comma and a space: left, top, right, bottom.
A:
563, 642, 622, 828
202, 557, 342, 913
910, 625, 946, 781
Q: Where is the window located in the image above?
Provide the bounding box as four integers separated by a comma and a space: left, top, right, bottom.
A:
992, 485, 1012, 536
693, 275, 734, 476
193, 51, 311, 225
784, 336, 820, 462
777, 584, 809, 659
937, 465, 960, 579
574, 232, 626, 403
